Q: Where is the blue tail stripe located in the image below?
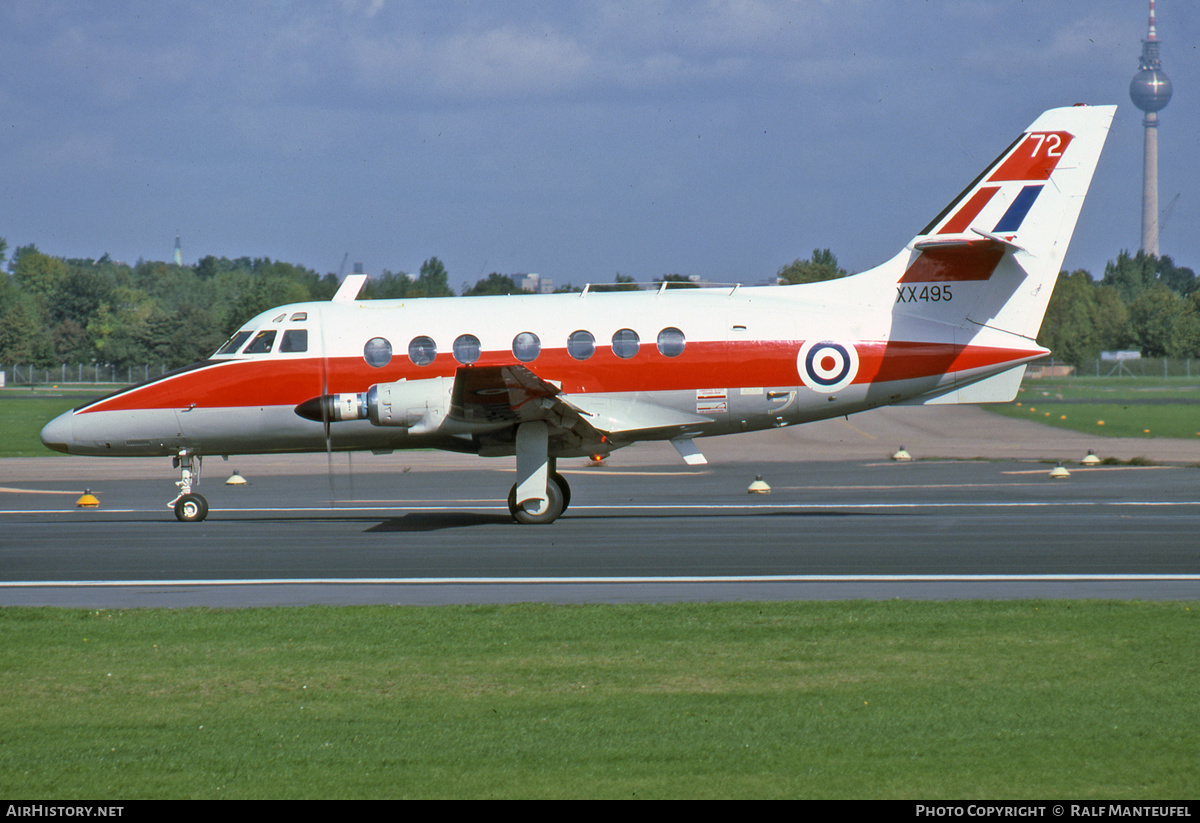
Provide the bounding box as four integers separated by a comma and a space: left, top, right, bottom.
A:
993, 185, 1043, 233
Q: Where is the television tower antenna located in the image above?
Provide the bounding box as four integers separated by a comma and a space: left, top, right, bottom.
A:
1129, 0, 1172, 256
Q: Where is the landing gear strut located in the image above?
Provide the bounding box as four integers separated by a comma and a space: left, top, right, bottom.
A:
169, 449, 208, 522
507, 421, 570, 524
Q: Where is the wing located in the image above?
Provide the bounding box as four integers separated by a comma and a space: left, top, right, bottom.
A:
449, 364, 713, 456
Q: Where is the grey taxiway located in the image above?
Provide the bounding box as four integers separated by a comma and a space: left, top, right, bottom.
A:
2, 406, 1197, 606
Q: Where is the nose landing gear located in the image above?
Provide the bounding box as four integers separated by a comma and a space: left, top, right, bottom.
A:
169, 449, 209, 522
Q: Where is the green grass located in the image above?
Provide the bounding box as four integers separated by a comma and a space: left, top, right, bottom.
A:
1, 602, 1196, 799
989, 377, 1200, 439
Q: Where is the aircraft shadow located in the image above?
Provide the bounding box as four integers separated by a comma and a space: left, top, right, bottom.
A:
363, 508, 906, 533
365, 512, 515, 532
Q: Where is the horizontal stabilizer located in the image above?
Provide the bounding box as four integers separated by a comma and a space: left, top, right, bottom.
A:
900, 365, 1028, 406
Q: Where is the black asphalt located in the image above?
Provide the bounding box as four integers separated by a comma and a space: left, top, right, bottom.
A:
2, 458, 1197, 605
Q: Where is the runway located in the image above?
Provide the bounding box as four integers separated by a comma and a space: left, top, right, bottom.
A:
3, 415, 1198, 606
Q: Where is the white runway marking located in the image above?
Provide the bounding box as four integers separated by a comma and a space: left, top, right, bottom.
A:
4, 574, 1199, 588
3, 499, 1200, 516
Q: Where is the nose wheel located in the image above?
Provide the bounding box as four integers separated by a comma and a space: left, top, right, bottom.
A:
174, 493, 209, 522
169, 449, 209, 522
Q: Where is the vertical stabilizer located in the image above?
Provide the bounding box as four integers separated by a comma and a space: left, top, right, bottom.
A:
897, 105, 1115, 341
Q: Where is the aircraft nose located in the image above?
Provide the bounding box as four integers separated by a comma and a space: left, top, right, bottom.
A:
40, 411, 74, 454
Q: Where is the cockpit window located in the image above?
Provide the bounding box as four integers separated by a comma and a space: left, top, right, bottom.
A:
215, 330, 252, 356
244, 329, 277, 354
280, 329, 308, 353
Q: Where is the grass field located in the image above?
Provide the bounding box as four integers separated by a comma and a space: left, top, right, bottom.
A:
988, 377, 1200, 440
1, 602, 1196, 799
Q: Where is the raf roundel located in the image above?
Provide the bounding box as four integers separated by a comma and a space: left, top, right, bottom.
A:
797, 340, 859, 393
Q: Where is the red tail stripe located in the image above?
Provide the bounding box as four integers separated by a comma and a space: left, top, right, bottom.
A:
937, 186, 999, 235
900, 242, 1005, 283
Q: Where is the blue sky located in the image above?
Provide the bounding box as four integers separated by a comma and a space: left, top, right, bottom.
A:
1, 1, 1196, 290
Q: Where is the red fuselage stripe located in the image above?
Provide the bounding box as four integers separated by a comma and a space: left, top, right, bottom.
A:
78, 340, 1041, 413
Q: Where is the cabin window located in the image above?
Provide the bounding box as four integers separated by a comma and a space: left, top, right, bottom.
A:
215, 330, 252, 356
280, 329, 309, 353
567, 330, 595, 361
612, 328, 640, 359
409, 336, 437, 366
512, 332, 540, 363
363, 337, 392, 368
453, 334, 481, 365
657, 327, 686, 357
244, 329, 277, 354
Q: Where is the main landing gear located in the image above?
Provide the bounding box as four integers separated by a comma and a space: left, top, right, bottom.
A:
169, 449, 209, 522
508, 471, 571, 525
506, 420, 572, 525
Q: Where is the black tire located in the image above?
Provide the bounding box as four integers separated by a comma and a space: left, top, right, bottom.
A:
508, 480, 564, 525
174, 493, 209, 523
551, 472, 571, 513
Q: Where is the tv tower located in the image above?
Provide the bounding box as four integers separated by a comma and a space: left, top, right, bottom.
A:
1129, 0, 1172, 256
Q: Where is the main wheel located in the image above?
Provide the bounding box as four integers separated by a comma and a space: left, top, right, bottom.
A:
174, 493, 209, 523
551, 472, 571, 513
508, 479, 564, 525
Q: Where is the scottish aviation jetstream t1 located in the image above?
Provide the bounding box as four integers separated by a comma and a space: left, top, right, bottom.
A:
41, 105, 1115, 524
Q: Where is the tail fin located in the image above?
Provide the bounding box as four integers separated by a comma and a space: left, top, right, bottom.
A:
895, 104, 1115, 341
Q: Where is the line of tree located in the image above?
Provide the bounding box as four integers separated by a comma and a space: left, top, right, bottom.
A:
1, 237, 1196, 370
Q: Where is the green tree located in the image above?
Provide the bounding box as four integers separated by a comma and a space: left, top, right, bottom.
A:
463, 272, 522, 296
1128, 284, 1199, 358
0, 294, 54, 366
414, 257, 453, 297
1091, 284, 1133, 353
778, 249, 847, 285
654, 274, 698, 289
48, 265, 118, 326
1101, 250, 1157, 303
1156, 255, 1197, 297
361, 270, 416, 300
590, 274, 640, 292
50, 318, 92, 363
11, 245, 70, 301
1039, 270, 1103, 366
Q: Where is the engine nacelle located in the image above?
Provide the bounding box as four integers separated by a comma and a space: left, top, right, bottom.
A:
295, 377, 454, 435
365, 377, 453, 433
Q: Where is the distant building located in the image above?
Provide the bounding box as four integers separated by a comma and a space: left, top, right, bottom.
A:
520, 273, 554, 294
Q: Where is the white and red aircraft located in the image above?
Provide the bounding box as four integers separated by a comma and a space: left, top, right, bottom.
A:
41, 104, 1115, 524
